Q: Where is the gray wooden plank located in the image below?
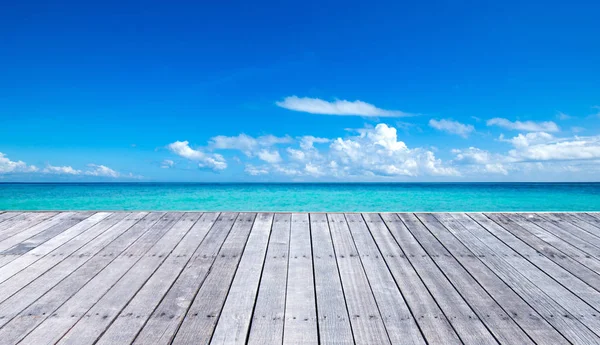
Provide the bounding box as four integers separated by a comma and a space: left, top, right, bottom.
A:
518, 213, 600, 258
247, 213, 291, 345
0, 212, 115, 283
575, 213, 600, 229
0, 212, 123, 302
170, 213, 257, 345
93, 212, 219, 345
0, 212, 57, 240
411, 213, 570, 345
0, 212, 110, 270
306, 213, 354, 345
489, 213, 600, 278
483, 213, 600, 292
327, 213, 390, 345
17, 212, 184, 345
366, 213, 497, 345
393, 213, 536, 345
346, 213, 429, 345
210, 213, 273, 345
545, 213, 600, 239
130, 212, 238, 345
0, 212, 21, 224
56, 213, 203, 345
0, 212, 90, 253
461, 213, 600, 310
364, 213, 461, 345
426, 213, 600, 344
282, 213, 319, 345
0, 212, 154, 342
447, 213, 600, 332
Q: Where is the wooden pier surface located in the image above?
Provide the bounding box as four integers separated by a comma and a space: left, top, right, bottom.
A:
0, 211, 599, 344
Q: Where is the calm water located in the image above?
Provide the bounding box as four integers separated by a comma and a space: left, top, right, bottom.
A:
1, 183, 600, 211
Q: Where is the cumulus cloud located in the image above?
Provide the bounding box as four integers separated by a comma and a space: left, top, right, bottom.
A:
43, 165, 82, 175
276, 96, 412, 117
429, 119, 475, 138
508, 135, 600, 161
452, 148, 509, 175
244, 164, 269, 176
0, 152, 38, 174
167, 141, 227, 171
85, 164, 120, 177
487, 118, 560, 132
257, 149, 282, 163
279, 123, 458, 178
160, 160, 174, 169
209, 134, 292, 156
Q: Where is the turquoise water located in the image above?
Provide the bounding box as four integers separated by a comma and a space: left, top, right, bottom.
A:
1, 183, 600, 211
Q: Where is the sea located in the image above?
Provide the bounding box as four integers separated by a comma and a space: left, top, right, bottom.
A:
1, 183, 600, 212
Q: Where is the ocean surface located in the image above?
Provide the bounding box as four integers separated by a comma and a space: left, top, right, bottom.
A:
1, 183, 600, 212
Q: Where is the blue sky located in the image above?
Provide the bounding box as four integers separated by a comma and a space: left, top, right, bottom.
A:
1, 0, 600, 182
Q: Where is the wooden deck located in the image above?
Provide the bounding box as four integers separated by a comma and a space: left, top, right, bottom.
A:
0, 212, 599, 344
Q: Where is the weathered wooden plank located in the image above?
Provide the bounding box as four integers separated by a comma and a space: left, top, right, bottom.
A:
56, 213, 203, 345
0, 213, 123, 302
18, 213, 184, 345
543, 213, 600, 238
0, 212, 155, 342
0, 212, 116, 282
0, 212, 90, 253
368, 213, 496, 345
305, 213, 353, 345
483, 213, 600, 292
282, 213, 319, 345
0, 212, 57, 240
412, 213, 570, 345
575, 213, 600, 229
327, 213, 390, 345
366, 213, 460, 344
210, 213, 273, 345
394, 213, 535, 345
428, 213, 600, 344
346, 213, 428, 345
130, 213, 238, 345
95, 212, 220, 345
170, 213, 256, 345
463, 213, 600, 309
247, 213, 291, 345
0, 212, 21, 224
447, 213, 600, 330
490, 213, 600, 277
518, 213, 600, 258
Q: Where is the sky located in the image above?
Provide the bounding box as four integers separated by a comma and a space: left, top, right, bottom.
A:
1, 0, 600, 182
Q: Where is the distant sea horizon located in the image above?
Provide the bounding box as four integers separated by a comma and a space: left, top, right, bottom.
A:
1, 182, 600, 212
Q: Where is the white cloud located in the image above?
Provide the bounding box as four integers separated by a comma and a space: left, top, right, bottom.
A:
161, 159, 174, 169
276, 96, 411, 117
508, 135, 600, 161
499, 132, 555, 148
244, 164, 269, 176
85, 164, 120, 178
209, 134, 292, 156
556, 112, 573, 120
43, 165, 82, 175
167, 140, 227, 171
257, 149, 282, 164
0, 152, 38, 174
275, 123, 458, 178
452, 148, 509, 175
487, 118, 560, 132
429, 119, 475, 138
